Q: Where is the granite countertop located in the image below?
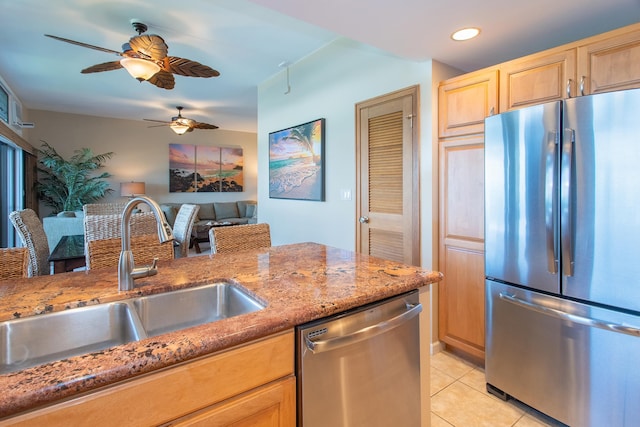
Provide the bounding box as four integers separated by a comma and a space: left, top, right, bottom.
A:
0, 242, 442, 419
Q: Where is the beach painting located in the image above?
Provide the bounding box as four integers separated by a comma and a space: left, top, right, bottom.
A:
169, 143, 197, 192
269, 118, 325, 201
169, 144, 244, 193
220, 147, 244, 192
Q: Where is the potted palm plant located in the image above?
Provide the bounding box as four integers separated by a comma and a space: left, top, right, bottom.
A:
36, 142, 115, 215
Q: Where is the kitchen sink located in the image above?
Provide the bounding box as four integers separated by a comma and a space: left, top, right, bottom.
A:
0, 283, 265, 374
0, 302, 144, 374
132, 283, 266, 337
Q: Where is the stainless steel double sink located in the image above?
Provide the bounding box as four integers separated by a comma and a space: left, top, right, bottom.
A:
0, 283, 265, 374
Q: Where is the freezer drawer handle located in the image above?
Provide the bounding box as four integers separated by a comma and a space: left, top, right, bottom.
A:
305, 303, 422, 353
499, 293, 640, 337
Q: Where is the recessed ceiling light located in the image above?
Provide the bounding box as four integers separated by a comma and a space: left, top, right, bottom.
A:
451, 27, 480, 41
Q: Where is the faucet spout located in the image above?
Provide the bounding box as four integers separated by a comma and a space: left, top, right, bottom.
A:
118, 196, 174, 291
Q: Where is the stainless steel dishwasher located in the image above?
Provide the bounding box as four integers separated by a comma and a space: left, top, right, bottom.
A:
296, 290, 422, 427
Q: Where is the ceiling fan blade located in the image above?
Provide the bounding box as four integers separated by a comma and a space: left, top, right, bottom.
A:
143, 118, 171, 124
129, 34, 168, 61
81, 61, 123, 74
45, 34, 122, 56
146, 70, 175, 90
193, 122, 219, 130
164, 57, 220, 78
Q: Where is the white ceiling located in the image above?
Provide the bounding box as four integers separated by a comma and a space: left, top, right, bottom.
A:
0, 0, 638, 133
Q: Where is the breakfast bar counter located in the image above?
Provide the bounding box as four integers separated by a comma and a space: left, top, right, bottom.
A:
0, 242, 442, 421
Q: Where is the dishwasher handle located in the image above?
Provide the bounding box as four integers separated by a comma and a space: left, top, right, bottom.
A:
305, 302, 422, 354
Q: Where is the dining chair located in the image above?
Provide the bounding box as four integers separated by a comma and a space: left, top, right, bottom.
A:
209, 223, 271, 254
83, 202, 128, 216
172, 204, 200, 258
9, 209, 51, 277
87, 234, 174, 270
83, 212, 162, 268
0, 247, 29, 280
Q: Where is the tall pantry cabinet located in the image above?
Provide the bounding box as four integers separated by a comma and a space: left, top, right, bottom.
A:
437, 22, 640, 361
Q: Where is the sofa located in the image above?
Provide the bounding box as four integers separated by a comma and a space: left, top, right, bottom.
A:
159, 200, 258, 247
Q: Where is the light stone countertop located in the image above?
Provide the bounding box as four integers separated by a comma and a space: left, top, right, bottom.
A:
0, 242, 442, 419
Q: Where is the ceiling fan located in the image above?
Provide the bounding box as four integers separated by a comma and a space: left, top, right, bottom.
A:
45, 21, 220, 90
144, 106, 219, 135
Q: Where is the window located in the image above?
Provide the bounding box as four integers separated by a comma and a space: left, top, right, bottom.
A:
1, 139, 24, 247
0, 84, 8, 124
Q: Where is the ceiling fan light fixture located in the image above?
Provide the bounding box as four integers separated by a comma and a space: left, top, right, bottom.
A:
119, 57, 161, 81
170, 122, 191, 135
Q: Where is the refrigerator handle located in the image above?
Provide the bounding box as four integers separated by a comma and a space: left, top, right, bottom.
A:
545, 130, 559, 274
561, 128, 575, 276
499, 293, 640, 338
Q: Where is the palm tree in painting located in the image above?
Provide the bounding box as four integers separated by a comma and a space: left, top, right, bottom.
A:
283, 122, 320, 165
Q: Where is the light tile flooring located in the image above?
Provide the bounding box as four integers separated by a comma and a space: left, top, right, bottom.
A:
431, 350, 567, 427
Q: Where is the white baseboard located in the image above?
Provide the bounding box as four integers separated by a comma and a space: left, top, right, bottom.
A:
430, 340, 445, 355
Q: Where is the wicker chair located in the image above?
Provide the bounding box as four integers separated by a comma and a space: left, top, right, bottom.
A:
83, 202, 128, 216
0, 247, 29, 280
87, 234, 174, 270
83, 212, 161, 269
9, 209, 51, 277
172, 204, 200, 258
209, 223, 271, 254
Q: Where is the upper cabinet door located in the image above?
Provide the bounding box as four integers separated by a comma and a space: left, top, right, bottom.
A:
499, 49, 576, 111
438, 69, 498, 138
577, 27, 640, 95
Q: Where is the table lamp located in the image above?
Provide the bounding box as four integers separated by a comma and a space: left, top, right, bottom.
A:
120, 182, 146, 198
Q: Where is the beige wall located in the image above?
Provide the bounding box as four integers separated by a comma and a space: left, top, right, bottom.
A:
27, 110, 257, 216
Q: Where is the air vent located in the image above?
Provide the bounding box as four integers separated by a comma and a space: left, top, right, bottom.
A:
308, 327, 328, 339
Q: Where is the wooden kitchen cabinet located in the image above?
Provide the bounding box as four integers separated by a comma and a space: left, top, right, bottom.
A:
500, 23, 640, 111
436, 22, 640, 361
499, 49, 576, 111
167, 376, 296, 427
438, 69, 498, 138
437, 137, 485, 361
577, 26, 640, 95
4, 331, 295, 427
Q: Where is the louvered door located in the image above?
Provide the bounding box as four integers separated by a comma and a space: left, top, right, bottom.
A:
356, 87, 419, 265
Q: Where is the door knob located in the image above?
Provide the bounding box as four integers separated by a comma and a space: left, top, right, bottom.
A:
359, 216, 369, 224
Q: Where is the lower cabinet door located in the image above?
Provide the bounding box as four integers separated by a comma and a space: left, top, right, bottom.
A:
166, 376, 296, 427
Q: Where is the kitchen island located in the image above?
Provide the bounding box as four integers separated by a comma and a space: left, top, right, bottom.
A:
0, 242, 441, 425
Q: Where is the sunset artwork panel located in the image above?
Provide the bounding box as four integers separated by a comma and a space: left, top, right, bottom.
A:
169, 144, 243, 193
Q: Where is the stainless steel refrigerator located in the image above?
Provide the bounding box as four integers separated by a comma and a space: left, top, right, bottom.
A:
484, 88, 640, 427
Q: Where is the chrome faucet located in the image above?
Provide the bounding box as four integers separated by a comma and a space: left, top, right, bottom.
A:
118, 196, 174, 291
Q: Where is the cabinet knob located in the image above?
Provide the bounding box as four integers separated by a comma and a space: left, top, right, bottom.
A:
359, 216, 369, 224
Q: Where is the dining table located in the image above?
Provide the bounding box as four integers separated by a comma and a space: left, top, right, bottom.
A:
48, 234, 86, 274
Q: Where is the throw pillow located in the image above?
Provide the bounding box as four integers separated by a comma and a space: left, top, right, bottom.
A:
213, 202, 239, 220
245, 203, 256, 218
198, 203, 215, 220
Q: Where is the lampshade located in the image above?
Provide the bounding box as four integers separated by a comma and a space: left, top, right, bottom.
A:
120, 182, 146, 197
170, 123, 191, 135
119, 57, 161, 81
170, 117, 196, 135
